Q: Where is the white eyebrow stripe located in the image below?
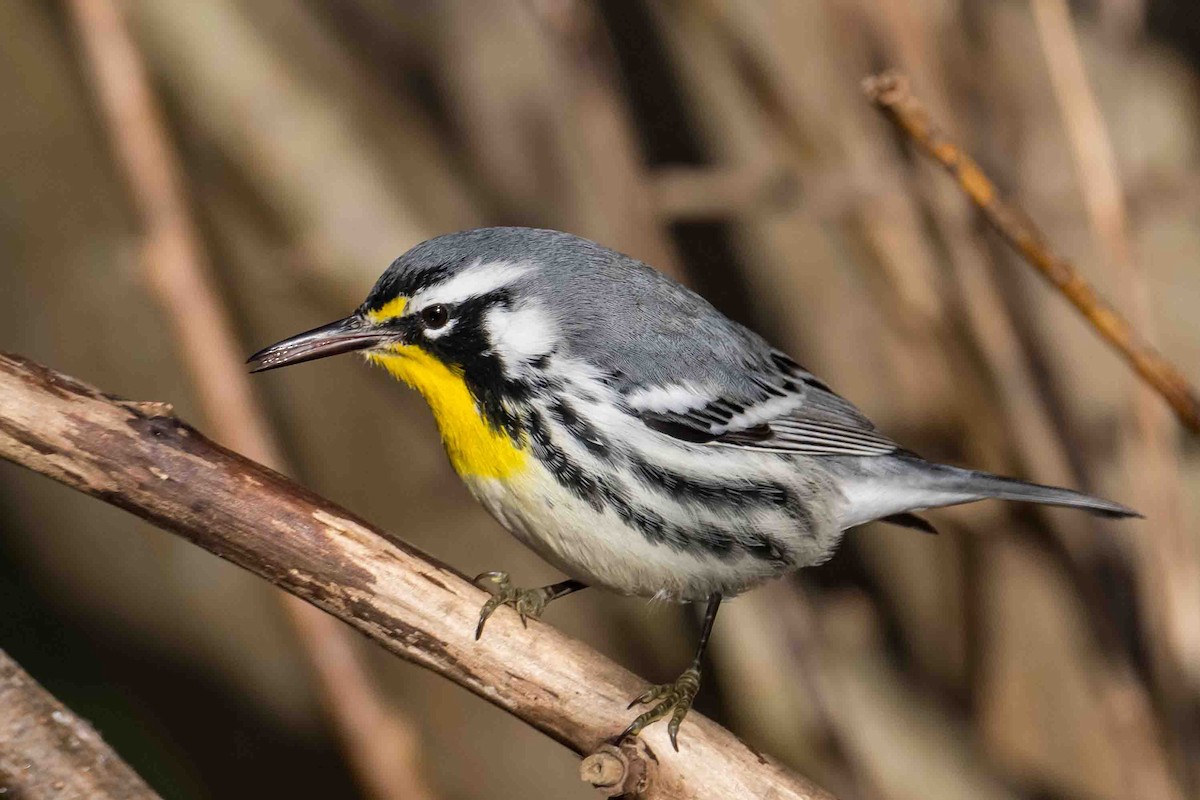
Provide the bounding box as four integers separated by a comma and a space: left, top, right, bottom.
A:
411, 260, 533, 309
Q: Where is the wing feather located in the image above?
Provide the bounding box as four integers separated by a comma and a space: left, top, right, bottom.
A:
627, 349, 900, 457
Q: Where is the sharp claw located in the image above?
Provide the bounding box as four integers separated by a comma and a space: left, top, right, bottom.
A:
475, 596, 503, 640
619, 669, 701, 748
474, 615, 489, 640
471, 573, 557, 639
620, 708, 653, 742
625, 686, 656, 709
473, 570, 510, 590
668, 706, 688, 751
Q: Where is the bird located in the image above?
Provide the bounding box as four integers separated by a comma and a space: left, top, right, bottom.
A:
248, 226, 1138, 749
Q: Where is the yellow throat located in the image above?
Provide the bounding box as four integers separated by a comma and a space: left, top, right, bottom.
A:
365, 300, 528, 480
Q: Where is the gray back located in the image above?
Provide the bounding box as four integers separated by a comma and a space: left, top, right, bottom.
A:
376, 227, 777, 401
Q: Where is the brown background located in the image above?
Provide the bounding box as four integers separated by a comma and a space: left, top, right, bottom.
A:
1, 1, 1198, 798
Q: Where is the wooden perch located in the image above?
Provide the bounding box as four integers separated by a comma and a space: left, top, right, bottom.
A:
863, 70, 1200, 434
63, 2, 433, 797
0, 353, 833, 800
0, 649, 159, 799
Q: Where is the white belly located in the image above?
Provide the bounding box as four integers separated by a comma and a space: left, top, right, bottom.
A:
465, 459, 840, 600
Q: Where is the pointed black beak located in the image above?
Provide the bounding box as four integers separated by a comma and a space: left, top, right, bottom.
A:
247, 316, 393, 373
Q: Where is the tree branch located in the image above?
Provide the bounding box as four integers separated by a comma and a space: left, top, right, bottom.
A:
863, 70, 1200, 434
62, 2, 434, 797
0, 649, 159, 799
0, 352, 833, 800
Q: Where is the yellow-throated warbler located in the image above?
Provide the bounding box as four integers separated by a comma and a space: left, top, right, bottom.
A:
249, 227, 1138, 748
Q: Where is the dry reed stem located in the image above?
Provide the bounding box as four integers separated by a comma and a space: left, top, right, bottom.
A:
1029, 0, 1200, 784
0, 353, 835, 800
123, 0, 453, 298
865, 64, 1183, 800
0, 649, 159, 799
63, 3, 434, 799
525, 0, 685, 278
863, 70, 1200, 434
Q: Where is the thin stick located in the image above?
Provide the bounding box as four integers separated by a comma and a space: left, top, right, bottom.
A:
1030, 0, 1200, 784
0, 649, 159, 799
863, 71, 1200, 433
0, 352, 835, 800
62, 3, 434, 799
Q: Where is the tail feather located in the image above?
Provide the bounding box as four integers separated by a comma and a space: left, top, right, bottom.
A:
944, 468, 1141, 519
834, 457, 1141, 530
880, 512, 939, 535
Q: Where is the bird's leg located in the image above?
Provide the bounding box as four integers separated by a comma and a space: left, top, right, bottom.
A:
621, 594, 722, 751
472, 572, 587, 640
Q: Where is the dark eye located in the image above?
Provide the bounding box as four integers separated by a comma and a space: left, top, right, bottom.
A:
420, 304, 450, 329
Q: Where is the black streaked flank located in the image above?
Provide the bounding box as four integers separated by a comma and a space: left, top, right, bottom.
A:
528, 409, 791, 564
549, 398, 612, 459
596, 484, 738, 560
529, 409, 737, 557
528, 411, 606, 513
630, 457, 797, 515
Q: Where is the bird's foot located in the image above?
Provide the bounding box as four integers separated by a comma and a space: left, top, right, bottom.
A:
620, 664, 701, 751
472, 571, 554, 640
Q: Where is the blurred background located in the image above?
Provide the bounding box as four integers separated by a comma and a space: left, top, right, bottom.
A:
1, 0, 1198, 798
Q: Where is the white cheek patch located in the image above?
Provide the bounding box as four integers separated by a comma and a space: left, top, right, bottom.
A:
484, 302, 557, 373
413, 260, 533, 308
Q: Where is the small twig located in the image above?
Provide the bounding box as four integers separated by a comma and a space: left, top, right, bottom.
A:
1031, 0, 1133, 268
0, 353, 834, 800
0, 649, 159, 799
580, 738, 656, 798
863, 71, 1200, 434
1030, 2, 1200, 785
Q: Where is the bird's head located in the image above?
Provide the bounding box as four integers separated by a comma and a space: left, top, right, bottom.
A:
246, 228, 572, 387
248, 229, 599, 477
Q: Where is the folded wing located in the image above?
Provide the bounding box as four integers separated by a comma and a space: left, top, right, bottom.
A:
631, 350, 901, 457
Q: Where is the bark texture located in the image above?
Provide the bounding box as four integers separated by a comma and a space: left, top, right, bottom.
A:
0, 649, 159, 800
0, 352, 832, 800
